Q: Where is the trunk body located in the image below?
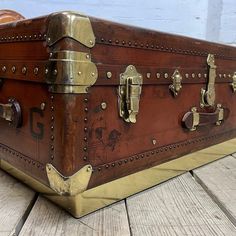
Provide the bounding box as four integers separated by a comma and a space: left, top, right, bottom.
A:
0, 11, 236, 217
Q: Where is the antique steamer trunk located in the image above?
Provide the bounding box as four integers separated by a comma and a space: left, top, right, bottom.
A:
0, 10, 236, 217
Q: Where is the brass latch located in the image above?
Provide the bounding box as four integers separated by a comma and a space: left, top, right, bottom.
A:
118, 65, 143, 123
231, 72, 236, 92
201, 54, 216, 107
169, 69, 182, 96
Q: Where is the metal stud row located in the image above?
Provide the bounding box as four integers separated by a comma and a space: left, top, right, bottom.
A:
99, 38, 235, 59
94, 129, 234, 172
105, 70, 234, 80
0, 144, 44, 170
1, 65, 40, 75
0, 34, 46, 42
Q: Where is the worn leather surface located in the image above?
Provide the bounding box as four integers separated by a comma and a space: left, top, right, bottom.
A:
0, 13, 236, 189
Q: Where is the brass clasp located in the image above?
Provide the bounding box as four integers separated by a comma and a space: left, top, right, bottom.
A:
169, 69, 182, 96
118, 65, 143, 123
201, 54, 216, 107
231, 72, 236, 92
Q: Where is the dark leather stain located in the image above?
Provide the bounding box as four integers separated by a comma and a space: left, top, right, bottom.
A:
107, 129, 121, 151
95, 127, 105, 141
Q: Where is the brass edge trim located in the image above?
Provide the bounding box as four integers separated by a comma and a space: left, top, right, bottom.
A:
46, 163, 93, 196
46, 11, 95, 48
46, 138, 236, 217
1, 138, 236, 217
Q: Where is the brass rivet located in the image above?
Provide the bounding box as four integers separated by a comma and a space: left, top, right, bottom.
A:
219, 74, 222, 78
86, 54, 90, 59
22, 67, 27, 74
223, 74, 226, 78
83, 147, 87, 151
106, 71, 112, 79
84, 98, 88, 103
228, 74, 231, 78
51, 145, 54, 150
152, 139, 157, 145
50, 155, 54, 160
11, 66, 16, 73
78, 71, 82, 75
40, 102, 46, 110
34, 67, 39, 75
45, 68, 49, 74
156, 73, 160, 79
2, 66, 6, 72
51, 135, 54, 140
84, 107, 88, 112
49, 52, 53, 58
146, 73, 151, 79
89, 40, 93, 45
47, 37, 51, 42
84, 127, 88, 132
83, 156, 87, 161
87, 166, 92, 172
204, 74, 207, 78
164, 73, 168, 79
192, 73, 195, 78
101, 102, 107, 110
53, 69, 57, 76
91, 72, 95, 76
185, 73, 189, 78
198, 73, 201, 78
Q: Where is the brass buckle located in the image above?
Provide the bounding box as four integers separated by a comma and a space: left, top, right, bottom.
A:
201, 54, 216, 107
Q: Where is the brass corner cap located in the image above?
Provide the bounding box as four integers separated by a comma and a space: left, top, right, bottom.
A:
46, 163, 93, 196
46, 11, 95, 48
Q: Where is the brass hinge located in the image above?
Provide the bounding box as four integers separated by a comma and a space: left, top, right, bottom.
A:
118, 65, 143, 123
46, 11, 95, 48
201, 54, 217, 107
46, 50, 98, 94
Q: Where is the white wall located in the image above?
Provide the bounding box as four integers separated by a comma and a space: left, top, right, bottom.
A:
0, 0, 236, 44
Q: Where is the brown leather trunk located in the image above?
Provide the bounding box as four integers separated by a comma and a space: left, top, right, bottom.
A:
0, 10, 236, 217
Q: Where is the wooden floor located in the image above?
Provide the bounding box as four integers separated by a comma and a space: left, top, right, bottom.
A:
0, 155, 236, 236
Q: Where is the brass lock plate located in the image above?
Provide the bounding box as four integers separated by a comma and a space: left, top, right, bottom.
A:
118, 65, 143, 123
169, 69, 182, 96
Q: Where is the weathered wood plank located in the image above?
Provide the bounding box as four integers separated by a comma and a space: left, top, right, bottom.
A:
19, 196, 130, 236
126, 172, 236, 236
0, 169, 36, 236
193, 156, 236, 225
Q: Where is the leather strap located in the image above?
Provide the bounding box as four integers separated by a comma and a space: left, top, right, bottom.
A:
182, 105, 228, 131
